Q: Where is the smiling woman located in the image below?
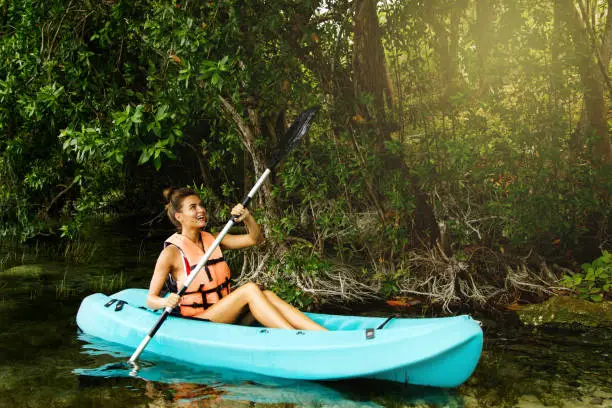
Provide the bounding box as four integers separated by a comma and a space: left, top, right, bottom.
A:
146, 187, 327, 331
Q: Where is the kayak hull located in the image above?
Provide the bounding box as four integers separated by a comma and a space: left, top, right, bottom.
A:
76, 289, 483, 388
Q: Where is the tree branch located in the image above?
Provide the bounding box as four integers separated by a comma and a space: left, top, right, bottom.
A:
218, 95, 256, 158
184, 142, 210, 185
46, 177, 78, 213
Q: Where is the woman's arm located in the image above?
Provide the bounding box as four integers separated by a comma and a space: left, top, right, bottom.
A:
147, 246, 180, 310
220, 204, 263, 250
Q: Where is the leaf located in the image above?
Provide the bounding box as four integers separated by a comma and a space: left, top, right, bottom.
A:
138, 148, 152, 165
504, 301, 522, 311
131, 108, 143, 123
585, 269, 595, 281
156, 104, 169, 122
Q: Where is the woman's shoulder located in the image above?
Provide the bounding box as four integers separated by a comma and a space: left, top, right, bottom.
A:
159, 243, 182, 261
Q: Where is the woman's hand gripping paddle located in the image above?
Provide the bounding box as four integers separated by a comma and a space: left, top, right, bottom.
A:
128, 106, 319, 368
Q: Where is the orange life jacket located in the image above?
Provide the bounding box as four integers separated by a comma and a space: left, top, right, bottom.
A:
164, 232, 231, 317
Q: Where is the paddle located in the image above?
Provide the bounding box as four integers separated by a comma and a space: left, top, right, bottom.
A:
128, 106, 319, 366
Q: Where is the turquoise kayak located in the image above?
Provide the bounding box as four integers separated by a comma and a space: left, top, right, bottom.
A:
76, 289, 483, 388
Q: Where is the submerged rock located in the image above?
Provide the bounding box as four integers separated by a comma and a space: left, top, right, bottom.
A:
517, 296, 612, 328
1, 264, 45, 278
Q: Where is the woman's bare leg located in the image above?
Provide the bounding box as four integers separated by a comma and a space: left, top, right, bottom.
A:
263, 290, 327, 331
233, 304, 256, 326
195, 282, 294, 329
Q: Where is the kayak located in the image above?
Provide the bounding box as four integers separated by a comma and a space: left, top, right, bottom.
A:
76, 289, 483, 388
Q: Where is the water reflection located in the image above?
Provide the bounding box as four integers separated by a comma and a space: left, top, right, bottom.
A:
75, 333, 460, 407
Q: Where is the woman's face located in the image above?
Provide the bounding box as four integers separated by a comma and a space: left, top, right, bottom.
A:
175, 195, 207, 229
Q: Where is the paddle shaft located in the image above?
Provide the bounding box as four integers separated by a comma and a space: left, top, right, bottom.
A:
128, 168, 272, 364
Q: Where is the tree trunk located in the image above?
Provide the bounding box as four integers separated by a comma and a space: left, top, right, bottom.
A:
218, 97, 279, 219
425, 0, 467, 111
561, 0, 612, 164
352, 0, 394, 130
473, 0, 496, 93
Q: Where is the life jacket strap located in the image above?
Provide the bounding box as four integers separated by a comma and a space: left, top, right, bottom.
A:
188, 256, 226, 271
180, 277, 231, 309
204, 265, 213, 282
187, 256, 225, 281
204, 256, 226, 266
183, 276, 230, 296
215, 276, 231, 298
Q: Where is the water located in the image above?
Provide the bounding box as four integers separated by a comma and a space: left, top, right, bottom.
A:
0, 225, 610, 407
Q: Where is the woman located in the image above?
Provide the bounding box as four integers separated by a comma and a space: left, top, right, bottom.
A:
147, 187, 326, 331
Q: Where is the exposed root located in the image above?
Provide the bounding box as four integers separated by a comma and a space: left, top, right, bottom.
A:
237, 250, 272, 284
234, 243, 380, 304
233, 239, 564, 311
395, 248, 560, 312
395, 248, 466, 312
292, 263, 380, 303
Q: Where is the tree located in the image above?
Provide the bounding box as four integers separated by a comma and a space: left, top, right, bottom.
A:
560, 0, 612, 164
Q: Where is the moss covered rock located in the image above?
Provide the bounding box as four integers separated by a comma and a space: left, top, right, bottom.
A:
1, 264, 44, 278
517, 296, 612, 328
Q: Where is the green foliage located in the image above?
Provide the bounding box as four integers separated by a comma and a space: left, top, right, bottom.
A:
561, 252, 612, 302
90, 272, 127, 294
274, 244, 331, 278
379, 272, 402, 299
0, 0, 315, 242
267, 244, 331, 309
270, 278, 314, 311
59, 219, 82, 240
1, 0, 611, 307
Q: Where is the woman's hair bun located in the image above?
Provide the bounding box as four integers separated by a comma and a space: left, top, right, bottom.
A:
163, 187, 174, 203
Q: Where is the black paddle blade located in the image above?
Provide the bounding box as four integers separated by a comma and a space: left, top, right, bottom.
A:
268, 106, 319, 169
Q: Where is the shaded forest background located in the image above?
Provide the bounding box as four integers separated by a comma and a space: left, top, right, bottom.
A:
0, 0, 610, 310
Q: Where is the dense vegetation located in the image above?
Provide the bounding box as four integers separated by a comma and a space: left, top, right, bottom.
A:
1, 0, 610, 309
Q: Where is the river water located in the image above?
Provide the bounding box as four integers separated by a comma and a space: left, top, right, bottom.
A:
0, 223, 610, 408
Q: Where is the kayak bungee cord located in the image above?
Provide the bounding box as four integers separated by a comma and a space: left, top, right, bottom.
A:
127, 106, 319, 369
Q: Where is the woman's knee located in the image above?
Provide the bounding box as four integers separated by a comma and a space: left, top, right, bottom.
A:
263, 290, 277, 300
241, 282, 262, 299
